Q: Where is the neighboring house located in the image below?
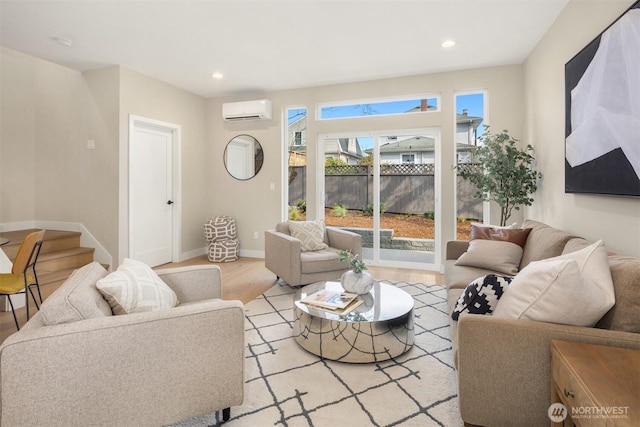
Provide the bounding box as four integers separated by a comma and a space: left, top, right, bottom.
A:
456, 109, 483, 164
456, 109, 483, 145
363, 135, 476, 165
288, 113, 308, 166
290, 109, 482, 165
288, 115, 364, 165
367, 136, 436, 164
324, 137, 364, 165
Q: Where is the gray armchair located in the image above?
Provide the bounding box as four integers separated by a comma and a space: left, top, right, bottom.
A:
265, 222, 362, 287
0, 262, 245, 426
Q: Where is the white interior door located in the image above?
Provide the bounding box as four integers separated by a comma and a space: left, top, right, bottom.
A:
129, 118, 177, 266
226, 138, 254, 179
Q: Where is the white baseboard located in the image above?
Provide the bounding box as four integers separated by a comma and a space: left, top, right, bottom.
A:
179, 246, 207, 262
182, 247, 265, 262
240, 249, 265, 259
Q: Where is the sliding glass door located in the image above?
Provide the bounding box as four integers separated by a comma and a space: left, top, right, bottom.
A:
320, 129, 440, 271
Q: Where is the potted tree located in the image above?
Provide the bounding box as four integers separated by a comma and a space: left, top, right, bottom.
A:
459, 127, 542, 226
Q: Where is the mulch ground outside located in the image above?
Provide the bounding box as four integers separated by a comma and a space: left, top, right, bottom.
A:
301, 209, 472, 241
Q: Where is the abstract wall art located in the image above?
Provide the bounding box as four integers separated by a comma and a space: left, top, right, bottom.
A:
565, 0, 640, 196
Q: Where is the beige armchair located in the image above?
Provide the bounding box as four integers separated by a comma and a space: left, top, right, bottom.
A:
265, 221, 362, 287
0, 262, 245, 426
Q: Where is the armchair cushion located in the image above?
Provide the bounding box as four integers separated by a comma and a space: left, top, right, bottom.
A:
39, 262, 112, 326
300, 248, 344, 274
96, 258, 179, 315
287, 220, 328, 251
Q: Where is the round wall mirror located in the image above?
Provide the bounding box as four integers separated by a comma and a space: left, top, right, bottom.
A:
224, 134, 264, 180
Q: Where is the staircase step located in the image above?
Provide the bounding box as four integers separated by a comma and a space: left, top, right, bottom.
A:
0, 229, 82, 259
37, 247, 95, 273
38, 268, 78, 286
39, 263, 110, 286
1, 229, 103, 287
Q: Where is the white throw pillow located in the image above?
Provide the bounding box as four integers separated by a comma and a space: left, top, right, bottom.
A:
493, 240, 615, 326
455, 239, 523, 275
96, 258, 179, 315
288, 220, 328, 251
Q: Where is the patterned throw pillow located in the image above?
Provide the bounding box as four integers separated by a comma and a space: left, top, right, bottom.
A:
451, 274, 513, 321
288, 220, 329, 252
96, 258, 179, 315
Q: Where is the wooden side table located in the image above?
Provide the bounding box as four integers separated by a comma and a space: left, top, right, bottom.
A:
550, 340, 639, 427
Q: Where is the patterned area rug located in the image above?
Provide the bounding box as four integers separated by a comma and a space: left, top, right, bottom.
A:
176, 281, 462, 427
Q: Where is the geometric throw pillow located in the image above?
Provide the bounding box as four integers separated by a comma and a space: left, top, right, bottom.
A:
492, 240, 615, 327
288, 220, 329, 252
451, 274, 513, 321
96, 258, 179, 315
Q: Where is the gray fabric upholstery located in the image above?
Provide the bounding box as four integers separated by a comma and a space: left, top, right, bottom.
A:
265, 222, 362, 286
39, 262, 112, 325
519, 219, 576, 268
0, 264, 245, 427
445, 221, 640, 427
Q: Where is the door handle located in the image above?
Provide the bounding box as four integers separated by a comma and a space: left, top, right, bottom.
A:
167, 200, 174, 205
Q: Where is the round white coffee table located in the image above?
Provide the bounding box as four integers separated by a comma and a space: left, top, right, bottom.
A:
292, 280, 414, 363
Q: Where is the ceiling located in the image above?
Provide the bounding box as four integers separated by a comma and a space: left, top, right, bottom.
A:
0, 0, 569, 98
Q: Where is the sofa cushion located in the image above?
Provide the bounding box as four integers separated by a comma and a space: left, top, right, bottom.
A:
455, 239, 523, 275
520, 220, 576, 269
597, 252, 640, 333
96, 258, 179, 315
39, 262, 113, 325
452, 274, 513, 320
288, 220, 329, 252
447, 287, 464, 368
444, 259, 501, 290
493, 240, 615, 327
470, 225, 532, 248
470, 221, 519, 230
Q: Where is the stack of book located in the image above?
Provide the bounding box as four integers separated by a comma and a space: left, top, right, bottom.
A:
300, 289, 364, 315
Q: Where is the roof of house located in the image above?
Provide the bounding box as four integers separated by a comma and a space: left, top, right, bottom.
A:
363, 136, 476, 154
456, 112, 483, 129
377, 136, 435, 153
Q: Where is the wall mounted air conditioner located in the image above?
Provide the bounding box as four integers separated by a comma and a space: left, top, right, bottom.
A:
222, 99, 272, 121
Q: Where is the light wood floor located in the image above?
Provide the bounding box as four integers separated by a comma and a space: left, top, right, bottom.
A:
0, 255, 443, 344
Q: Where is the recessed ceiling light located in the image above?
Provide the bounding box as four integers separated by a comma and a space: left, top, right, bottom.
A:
53, 37, 73, 47
441, 40, 456, 48
212, 72, 224, 79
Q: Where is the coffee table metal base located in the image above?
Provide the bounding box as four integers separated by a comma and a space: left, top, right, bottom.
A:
293, 281, 414, 363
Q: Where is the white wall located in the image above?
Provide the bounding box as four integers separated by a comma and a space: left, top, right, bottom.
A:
7, 0, 637, 265
524, 0, 640, 256
0, 48, 119, 261
0, 48, 36, 222
208, 65, 525, 260
0, 50, 210, 266
118, 68, 209, 264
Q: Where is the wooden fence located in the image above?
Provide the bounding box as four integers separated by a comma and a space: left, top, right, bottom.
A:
289, 164, 483, 220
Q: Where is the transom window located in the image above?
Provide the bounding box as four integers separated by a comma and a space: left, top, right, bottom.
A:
318, 95, 440, 120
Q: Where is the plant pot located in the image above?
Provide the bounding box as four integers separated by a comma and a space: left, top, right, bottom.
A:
341, 270, 374, 294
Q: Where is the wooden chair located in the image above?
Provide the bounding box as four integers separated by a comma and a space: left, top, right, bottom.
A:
0, 229, 46, 330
